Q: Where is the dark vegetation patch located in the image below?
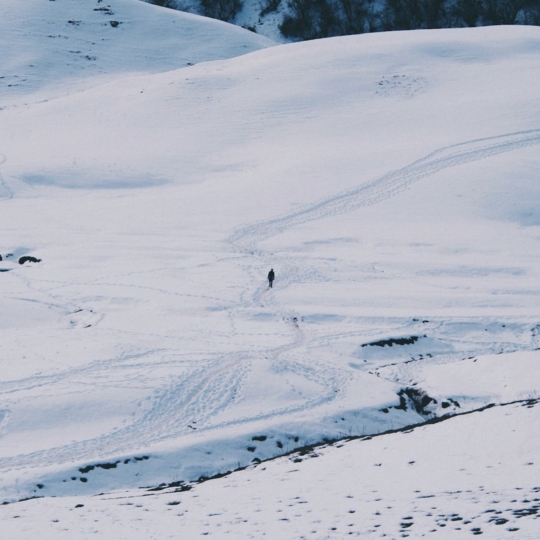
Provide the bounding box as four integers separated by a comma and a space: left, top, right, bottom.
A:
513, 506, 539, 517
296, 445, 316, 456
79, 461, 120, 474
147, 481, 192, 493
489, 517, 508, 525
362, 335, 425, 348
16, 496, 42, 504
523, 399, 538, 409
252, 436, 267, 442
260, 0, 280, 16
394, 387, 437, 414
75, 456, 149, 481
403, 387, 436, 413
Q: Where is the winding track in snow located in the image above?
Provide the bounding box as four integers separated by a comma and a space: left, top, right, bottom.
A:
229, 129, 540, 250
1, 128, 539, 481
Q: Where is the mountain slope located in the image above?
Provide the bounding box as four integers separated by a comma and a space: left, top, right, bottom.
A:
0, 12, 539, 517
0, 0, 275, 108
2, 399, 538, 539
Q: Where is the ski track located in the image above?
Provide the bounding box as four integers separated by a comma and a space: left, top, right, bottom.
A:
1, 129, 539, 484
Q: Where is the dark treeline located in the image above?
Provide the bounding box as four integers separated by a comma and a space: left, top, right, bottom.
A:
149, 0, 540, 39
280, 0, 540, 39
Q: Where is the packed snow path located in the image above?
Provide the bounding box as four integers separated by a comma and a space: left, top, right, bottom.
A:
229, 129, 540, 250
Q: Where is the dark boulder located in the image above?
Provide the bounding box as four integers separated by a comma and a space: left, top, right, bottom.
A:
19, 256, 41, 265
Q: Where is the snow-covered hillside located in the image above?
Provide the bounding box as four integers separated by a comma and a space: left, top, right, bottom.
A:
148, 0, 293, 43
0, 0, 274, 108
0, 0, 539, 536
2, 399, 538, 538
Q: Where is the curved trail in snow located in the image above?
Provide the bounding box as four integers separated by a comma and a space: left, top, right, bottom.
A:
229, 129, 540, 250
2, 128, 539, 481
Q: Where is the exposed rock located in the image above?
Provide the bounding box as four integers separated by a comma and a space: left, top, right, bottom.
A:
18, 256, 41, 265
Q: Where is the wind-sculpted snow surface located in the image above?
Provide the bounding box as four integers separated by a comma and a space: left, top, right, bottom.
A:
0, 18, 539, 515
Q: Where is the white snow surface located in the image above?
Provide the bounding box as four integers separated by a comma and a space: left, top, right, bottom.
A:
1, 400, 538, 538
0, 2, 539, 536
0, 0, 274, 108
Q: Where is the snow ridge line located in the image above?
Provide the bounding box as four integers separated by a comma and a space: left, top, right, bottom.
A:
264, 397, 540, 463
228, 129, 540, 250
132, 397, 539, 497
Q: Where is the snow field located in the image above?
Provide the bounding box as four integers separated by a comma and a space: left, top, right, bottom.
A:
1, 400, 538, 539
0, 0, 273, 108
0, 2, 539, 534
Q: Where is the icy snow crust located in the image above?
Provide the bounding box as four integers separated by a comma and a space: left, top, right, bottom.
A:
0, 1, 539, 534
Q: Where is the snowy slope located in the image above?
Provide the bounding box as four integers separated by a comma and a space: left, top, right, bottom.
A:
0, 3, 539, 533
2, 399, 538, 539
0, 0, 274, 108
149, 0, 293, 43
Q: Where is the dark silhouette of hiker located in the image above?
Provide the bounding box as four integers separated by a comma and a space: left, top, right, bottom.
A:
268, 268, 275, 288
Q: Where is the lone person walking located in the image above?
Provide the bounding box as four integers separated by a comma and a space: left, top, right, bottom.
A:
268, 268, 275, 288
